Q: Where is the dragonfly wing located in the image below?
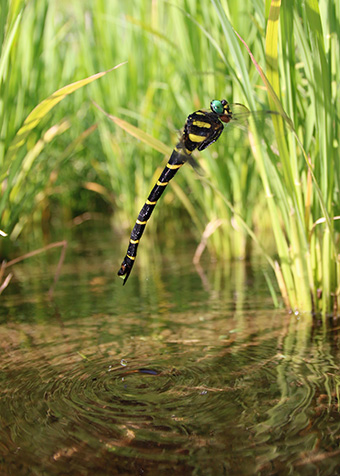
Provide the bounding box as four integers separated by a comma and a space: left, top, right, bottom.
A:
222, 105, 290, 151
231, 104, 289, 128
188, 155, 205, 176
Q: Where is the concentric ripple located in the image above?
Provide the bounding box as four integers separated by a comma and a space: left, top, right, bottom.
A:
1, 308, 340, 476
0, 332, 280, 476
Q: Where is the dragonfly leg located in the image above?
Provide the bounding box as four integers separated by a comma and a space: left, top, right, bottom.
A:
197, 124, 223, 151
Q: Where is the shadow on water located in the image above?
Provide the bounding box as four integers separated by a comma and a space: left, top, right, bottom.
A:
1, 227, 340, 475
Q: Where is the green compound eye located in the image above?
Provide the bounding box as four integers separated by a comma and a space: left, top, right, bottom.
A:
210, 100, 224, 115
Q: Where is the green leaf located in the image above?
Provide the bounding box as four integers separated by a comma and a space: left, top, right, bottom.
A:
0, 62, 127, 220
95, 102, 171, 156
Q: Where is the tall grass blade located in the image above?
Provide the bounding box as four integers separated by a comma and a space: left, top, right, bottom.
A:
0, 63, 127, 225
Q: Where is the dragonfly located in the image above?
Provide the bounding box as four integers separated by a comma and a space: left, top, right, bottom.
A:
117, 99, 280, 285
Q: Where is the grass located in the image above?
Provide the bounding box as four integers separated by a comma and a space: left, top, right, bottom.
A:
0, 0, 339, 315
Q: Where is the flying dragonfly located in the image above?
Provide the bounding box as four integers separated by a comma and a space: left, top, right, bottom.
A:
117, 99, 281, 285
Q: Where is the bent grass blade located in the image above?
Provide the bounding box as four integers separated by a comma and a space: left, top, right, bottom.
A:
0, 62, 127, 222
94, 102, 171, 156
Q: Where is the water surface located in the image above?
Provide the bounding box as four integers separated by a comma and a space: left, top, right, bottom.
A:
1, 229, 340, 475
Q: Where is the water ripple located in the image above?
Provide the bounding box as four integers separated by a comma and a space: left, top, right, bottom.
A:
1, 313, 340, 475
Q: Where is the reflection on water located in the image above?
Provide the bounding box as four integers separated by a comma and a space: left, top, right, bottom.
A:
1, 228, 340, 475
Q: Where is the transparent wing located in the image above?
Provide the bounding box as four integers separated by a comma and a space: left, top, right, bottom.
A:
187, 156, 204, 175
222, 103, 291, 152
229, 103, 285, 128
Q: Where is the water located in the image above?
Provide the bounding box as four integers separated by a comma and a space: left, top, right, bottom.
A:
1, 228, 340, 475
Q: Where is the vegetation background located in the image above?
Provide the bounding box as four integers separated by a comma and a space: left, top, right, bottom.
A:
0, 0, 339, 315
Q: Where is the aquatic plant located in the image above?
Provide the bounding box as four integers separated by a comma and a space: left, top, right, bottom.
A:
0, 0, 338, 315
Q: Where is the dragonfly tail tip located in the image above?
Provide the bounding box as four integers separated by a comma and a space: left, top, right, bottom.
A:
117, 259, 133, 285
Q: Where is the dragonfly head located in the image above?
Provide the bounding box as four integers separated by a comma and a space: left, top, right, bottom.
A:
210, 99, 232, 124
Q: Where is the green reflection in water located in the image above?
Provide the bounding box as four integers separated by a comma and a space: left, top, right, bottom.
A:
254, 316, 340, 474
0, 231, 340, 475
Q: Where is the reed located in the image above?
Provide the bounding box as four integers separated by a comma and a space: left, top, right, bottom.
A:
0, 0, 338, 314
202, 0, 339, 315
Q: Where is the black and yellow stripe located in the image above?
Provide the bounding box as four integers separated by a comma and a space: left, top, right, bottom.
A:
118, 99, 232, 284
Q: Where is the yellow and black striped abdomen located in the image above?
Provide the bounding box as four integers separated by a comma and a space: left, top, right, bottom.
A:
117, 147, 188, 284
